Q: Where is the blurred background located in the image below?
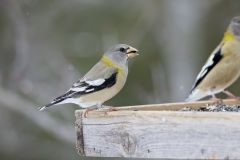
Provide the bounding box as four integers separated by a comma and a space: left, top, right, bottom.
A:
1, 0, 240, 159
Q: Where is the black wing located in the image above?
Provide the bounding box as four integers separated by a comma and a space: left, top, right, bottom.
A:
70, 72, 118, 97
39, 71, 118, 110
191, 46, 223, 92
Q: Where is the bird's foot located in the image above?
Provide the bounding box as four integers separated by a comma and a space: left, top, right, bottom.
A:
101, 106, 119, 115
84, 105, 118, 117
83, 108, 97, 118
223, 90, 240, 100
210, 95, 223, 105
106, 106, 119, 112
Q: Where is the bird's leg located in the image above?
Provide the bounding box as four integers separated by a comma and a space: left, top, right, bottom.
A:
83, 106, 98, 118
98, 105, 119, 116
210, 94, 223, 104
223, 90, 240, 100
102, 105, 119, 112
106, 106, 118, 112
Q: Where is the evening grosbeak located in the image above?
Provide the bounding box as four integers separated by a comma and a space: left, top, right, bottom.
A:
38, 44, 139, 116
186, 16, 240, 102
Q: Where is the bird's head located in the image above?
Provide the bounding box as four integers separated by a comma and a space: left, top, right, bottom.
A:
104, 44, 139, 65
230, 16, 240, 38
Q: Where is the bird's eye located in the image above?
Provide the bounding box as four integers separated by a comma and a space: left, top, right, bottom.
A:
119, 47, 125, 52
233, 17, 240, 24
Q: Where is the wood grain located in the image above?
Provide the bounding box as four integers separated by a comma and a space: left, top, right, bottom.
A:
75, 99, 240, 159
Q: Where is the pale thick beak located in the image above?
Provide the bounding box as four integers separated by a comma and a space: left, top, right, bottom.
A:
126, 47, 139, 59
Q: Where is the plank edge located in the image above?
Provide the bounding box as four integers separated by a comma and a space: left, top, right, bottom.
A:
75, 110, 85, 156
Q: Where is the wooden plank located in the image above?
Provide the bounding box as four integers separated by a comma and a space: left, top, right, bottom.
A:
115, 99, 240, 111
75, 100, 240, 158
75, 111, 85, 156
76, 110, 240, 159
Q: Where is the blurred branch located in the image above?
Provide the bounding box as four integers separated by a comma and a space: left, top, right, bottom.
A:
6, 0, 30, 84
0, 87, 74, 144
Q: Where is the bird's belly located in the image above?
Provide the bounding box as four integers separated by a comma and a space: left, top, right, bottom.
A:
77, 74, 127, 108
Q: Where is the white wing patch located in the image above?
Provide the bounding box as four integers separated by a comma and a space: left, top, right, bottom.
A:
85, 88, 95, 93
85, 79, 105, 86
69, 79, 106, 93
195, 44, 221, 83
70, 86, 87, 92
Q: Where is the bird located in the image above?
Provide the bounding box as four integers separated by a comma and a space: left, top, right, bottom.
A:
186, 16, 240, 102
38, 44, 139, 117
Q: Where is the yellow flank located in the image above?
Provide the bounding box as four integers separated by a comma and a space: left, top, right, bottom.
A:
223, 30, 235, 43
101, 55, 124, 74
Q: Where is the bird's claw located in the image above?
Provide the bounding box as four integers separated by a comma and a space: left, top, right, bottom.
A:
103, 106, 119, 116
83, 108, 96, 118
210, 95, 223, 105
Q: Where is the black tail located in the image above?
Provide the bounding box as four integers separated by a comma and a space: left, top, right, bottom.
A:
38, 98, 64, 111
38, 95, 69, 111
38, 90, 77, 111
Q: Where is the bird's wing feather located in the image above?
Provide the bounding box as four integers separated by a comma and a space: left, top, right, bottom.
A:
39, 64, 118, 110
70, 61, 118, 96
70, 72, 118, 97
191, 44, 223, 92
38, 60, 119, 110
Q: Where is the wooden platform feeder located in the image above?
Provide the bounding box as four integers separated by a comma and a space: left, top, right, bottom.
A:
75, 99, 240, 159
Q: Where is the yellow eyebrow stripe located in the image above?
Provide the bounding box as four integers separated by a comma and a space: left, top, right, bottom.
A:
101, 55, 124, 74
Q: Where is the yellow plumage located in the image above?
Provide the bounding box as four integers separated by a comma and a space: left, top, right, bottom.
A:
186, 16, 240, 102
38, 44, 138, 117
101, 55, 125, 75
223, 29, 235, 43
